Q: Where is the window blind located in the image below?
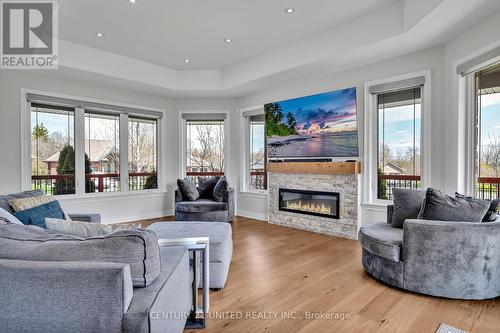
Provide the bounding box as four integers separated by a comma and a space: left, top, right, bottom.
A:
377, 88, 421, 108
369, 77, 425, 94
26, 93, 163, 119
249, 114, 265, 122
181, 113, 227, 121
457, 45, 500, 76
242, 108, 264, 118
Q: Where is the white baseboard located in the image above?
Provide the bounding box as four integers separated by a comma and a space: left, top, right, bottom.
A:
236, 209, 268, 222
103, 209, 175, 224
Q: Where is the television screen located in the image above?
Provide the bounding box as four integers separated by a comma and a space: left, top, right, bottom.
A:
266, 87, 359, 159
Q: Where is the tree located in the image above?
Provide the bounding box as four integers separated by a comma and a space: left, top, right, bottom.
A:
286, 112, 297, 131
187, 123, 225, 172
265, 103, 298, 137
32, 123, 49, 141
482, 133, 500, 177
128, 122, 157, 173
53, 145, 95, 194
377, 168, 388, 200
143, 173, 157, 190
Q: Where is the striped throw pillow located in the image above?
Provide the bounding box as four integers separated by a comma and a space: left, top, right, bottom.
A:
9, 195, 56, 212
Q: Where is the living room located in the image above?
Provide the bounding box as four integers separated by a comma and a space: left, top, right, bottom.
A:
1, 1, 500, 332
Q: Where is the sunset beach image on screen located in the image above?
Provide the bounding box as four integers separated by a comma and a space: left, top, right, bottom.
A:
265, 87, 359, 159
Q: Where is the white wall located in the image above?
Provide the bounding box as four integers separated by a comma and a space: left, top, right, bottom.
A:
0, 70, 178, 223
237, 46, 446, 223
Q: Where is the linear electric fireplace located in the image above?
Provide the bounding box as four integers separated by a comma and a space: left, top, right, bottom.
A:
279, 188, 340, 219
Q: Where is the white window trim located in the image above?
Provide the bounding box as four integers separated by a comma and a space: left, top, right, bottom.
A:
462, 61, 500, 196
239, 105, 268, 196
178, 109, 231, 182
463, 74, 477, 196
20, 88, 166, 200
363, 70, 432, 205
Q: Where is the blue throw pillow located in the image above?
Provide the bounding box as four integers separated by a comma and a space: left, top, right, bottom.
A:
13, 200, 65, 228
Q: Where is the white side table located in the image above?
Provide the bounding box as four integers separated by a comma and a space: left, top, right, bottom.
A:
158, 237, 209, 329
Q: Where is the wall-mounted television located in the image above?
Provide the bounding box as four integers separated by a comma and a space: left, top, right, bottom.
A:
266, 87, 359, 160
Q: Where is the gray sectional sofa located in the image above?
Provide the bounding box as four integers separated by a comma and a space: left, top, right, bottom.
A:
359, 205, 500, 300
0, 189, 234, 332
0, 224, 192, 333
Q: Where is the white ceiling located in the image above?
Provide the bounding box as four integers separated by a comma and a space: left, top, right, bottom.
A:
59, 0, 398, 70
54, 0, 500, 96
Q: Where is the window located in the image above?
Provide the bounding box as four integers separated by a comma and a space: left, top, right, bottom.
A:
377, 87, 422, 200
475, 64, 500, 199
185, 119, 225, 184
249, 114, 267, 190
31, 104, 75, 195
27, 93, 162, 196
129, 117, 158, 190
84, 113, 120, 193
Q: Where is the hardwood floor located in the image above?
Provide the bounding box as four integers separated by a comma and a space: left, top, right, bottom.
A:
139, 216, 499, 333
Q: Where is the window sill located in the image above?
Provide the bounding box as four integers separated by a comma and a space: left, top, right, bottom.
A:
239, 190, 268, 199
55, 190, 168, 203
361, 201, 391, 212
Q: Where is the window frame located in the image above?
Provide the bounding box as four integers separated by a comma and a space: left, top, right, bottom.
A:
21, 89, 164, 199
239, 105, 268, 195
464, 63, 500, 197
363, 70, 432, 205
178, 110, 230, 181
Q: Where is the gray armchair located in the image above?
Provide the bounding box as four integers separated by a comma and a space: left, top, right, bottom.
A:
175, 187, 235, 222
359, 205, 500, 300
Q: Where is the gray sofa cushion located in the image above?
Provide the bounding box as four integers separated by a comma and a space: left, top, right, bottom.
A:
198, 176, 220, 198
362, 248, 403, 288
0, 190, 44, 213
358, 223, 403, 262
0, 259, 133, 333
0, 224, 160, 287
123, 246, 191, 333
176, 199, 228, 213
148, 221, 232, 263
418, 188, 490, 222
177, 178, 199, 201
390, 188, 426, 228
213, 176, 228, 202
455, 193, 500, 222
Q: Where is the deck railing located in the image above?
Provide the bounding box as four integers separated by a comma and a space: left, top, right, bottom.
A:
250, 170, 267, 190
33, 173, 500, 199
378, 174, 421, 200
379, 175, 500, 200
476, 177, 500, 200
186, 171, 225, 185
32, 172, 157, 194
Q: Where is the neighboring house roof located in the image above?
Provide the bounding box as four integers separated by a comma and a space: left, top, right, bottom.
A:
44, 140, 118, 163
383, 162, 405, 175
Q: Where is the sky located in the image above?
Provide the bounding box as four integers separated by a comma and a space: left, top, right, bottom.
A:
479, 93, 500, 146
31, 110, 74, 143
276, 87, 357, 134
378, 104, 421, 157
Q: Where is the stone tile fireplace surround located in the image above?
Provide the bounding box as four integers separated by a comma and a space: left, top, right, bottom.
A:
268, 172, 359, 240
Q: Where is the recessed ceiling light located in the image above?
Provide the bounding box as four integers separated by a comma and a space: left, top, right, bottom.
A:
184, 58, 190, 63
284, 8, 295, 14
129, 0, 136, 3
224, 37, 232, 43
96, 32, 104, 38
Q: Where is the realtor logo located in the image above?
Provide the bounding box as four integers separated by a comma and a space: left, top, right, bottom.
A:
1, 0, 58, 69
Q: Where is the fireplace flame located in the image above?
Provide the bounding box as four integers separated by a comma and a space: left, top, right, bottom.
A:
284, 200, 332, 215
